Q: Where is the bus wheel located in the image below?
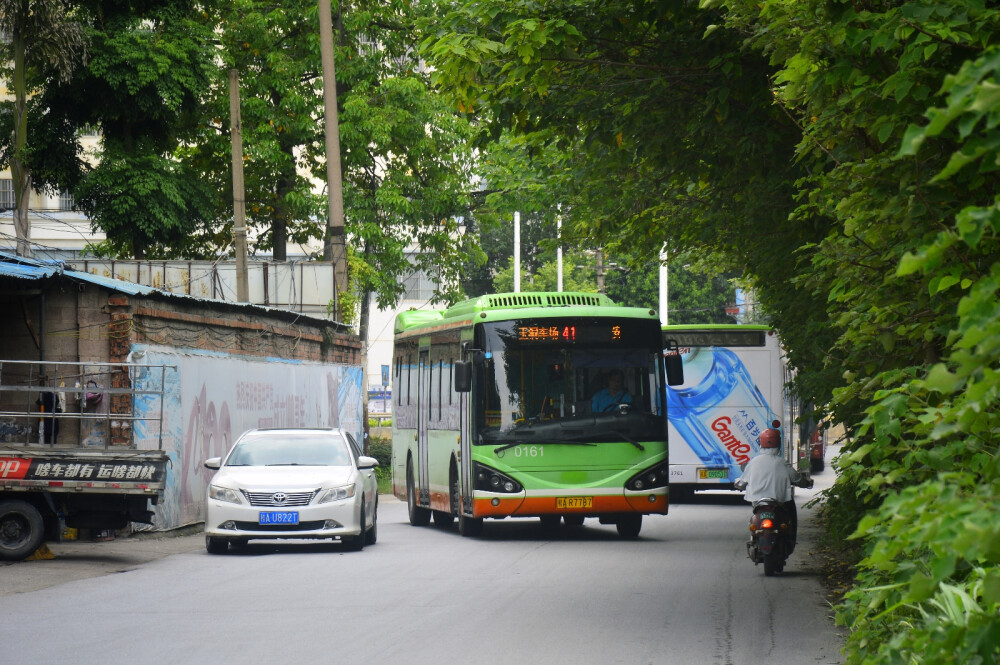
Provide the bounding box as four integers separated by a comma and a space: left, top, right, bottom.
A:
432, 510, 454, 527
539, 515, 561, 531
616, 514, 642, 539
406, 462, 431, 527
458, 514, 484, 538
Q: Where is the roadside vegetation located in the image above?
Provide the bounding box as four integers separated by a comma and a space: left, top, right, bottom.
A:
2, 2, 998, 662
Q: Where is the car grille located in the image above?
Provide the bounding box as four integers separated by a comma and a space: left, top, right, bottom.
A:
233, 520, 327, 532
242, 490, 318, 507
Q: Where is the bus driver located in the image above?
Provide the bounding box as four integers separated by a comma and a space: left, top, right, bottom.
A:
591, 369, 633, 413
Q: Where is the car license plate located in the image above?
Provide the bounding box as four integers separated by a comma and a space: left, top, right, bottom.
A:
259, 511, 299, 525
698, 468, 728, 480
556, 496, 592, 509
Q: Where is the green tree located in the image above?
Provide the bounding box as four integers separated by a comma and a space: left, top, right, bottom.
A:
0, 0, 85, 257
22, 0, 218, 259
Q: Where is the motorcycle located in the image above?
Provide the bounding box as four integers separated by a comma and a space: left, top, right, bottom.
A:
745, 499, 794, 576
743, 478, 814, 576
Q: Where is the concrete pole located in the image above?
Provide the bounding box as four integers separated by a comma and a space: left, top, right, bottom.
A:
557, 216, 563, 292
514, 211, 521, 293
229, 69, 250, 303
659, 243, 669, 325
319, 0, 347, 319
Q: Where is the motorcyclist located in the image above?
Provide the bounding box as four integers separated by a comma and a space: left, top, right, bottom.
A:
734, 428, 813, 554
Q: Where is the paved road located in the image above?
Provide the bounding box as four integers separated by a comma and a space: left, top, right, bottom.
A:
1, 461, 844, 665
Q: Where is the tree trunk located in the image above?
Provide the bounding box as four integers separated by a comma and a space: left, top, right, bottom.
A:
12, 19, 31, 258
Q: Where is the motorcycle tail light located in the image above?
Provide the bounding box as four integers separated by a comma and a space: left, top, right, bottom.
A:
761, 518, 774, 529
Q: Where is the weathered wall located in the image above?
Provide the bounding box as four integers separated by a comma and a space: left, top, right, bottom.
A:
1, 275, 363, 529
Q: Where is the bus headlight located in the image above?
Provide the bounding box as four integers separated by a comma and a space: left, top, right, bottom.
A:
626, 462, 668, 491
474, 463, 522, 493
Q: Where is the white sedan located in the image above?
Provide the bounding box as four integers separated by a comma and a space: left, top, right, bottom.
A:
203, 427, 378, 553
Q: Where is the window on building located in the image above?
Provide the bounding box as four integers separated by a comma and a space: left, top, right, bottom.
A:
0, 179, 13, 210
59, 191, 75, 211
401, 267, 435, 301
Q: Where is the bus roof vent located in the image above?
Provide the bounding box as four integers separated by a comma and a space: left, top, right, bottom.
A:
485, 293, 545, 309
544, 293, 606, 307
480, 292, 613, 310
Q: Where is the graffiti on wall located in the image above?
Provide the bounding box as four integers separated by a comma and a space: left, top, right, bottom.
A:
130, 345, 363, 529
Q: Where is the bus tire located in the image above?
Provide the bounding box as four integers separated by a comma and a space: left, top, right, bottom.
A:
406, 461, 431, 527
432, 510, 454, 526
563, 515, 585, 527
539, 515, 561, 531
616, 514, 642, 539
458, 514, 483, 538
0, 500, 45, 561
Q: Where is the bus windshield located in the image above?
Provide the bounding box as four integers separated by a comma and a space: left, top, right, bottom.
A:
473, 318, 665, 445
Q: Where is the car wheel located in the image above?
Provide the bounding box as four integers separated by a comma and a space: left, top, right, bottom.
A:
406, 461, 431, 526
616, 514, 642, 539
345, 499, 366, 551
205, 536, 228, 554
365, 498, 378, 546
0, 500, 45, 562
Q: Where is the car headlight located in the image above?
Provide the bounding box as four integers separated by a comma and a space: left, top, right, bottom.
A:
208, 485, 243, 504
316, 485, 356, 504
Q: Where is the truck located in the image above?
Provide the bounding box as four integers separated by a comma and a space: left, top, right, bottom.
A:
0, 360, 172, 561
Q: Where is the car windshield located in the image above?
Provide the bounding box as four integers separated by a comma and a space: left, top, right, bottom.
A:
226, 431, 351, 467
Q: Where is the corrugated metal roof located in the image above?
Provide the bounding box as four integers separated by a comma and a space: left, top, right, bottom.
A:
0, 252, 159, 295
0, 252, 351, 332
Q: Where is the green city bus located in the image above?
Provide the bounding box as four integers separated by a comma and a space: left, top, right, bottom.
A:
390, 292, 682, 539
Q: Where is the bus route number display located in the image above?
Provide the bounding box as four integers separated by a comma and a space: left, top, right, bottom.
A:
517, 324, 623, 343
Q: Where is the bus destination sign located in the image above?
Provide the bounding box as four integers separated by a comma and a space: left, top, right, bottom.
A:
517, 323, 623, 344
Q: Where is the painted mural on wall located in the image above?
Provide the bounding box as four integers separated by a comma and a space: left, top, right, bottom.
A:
130, 344, 364, 529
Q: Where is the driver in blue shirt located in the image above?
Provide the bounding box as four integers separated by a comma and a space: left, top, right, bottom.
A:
591, 369, 633, 413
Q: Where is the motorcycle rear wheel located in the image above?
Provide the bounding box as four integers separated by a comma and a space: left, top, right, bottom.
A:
763, 551, 779, 576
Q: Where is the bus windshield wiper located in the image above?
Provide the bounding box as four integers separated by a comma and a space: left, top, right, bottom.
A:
494, 439, 598, 454
609, 431, 645, 451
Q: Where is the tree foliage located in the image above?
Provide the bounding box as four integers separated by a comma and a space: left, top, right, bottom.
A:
20, 0, 217, 258
423, 0, 1000, 661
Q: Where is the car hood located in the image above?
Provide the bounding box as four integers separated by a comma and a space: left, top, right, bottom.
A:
212, 465, 356, 490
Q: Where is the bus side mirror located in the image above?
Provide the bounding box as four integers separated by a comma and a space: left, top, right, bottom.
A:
665, 353, 684, 386
454, 361, 472, 393
664, 338, 684, 386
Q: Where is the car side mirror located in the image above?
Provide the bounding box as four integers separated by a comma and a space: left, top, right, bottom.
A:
204, 457, 221, 470
358, 455, 379, 469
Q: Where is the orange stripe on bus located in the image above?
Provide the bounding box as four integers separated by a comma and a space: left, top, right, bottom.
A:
472, 493, 668, 517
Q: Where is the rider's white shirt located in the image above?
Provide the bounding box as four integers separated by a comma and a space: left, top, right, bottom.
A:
736, 448, 802, 503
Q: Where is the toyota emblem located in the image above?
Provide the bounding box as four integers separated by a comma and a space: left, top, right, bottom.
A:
271, 492, 288, 505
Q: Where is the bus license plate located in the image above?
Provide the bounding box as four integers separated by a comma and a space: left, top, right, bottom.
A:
259, 511, 299, 525
556, 497, 592, 509
698, 468, 728, 480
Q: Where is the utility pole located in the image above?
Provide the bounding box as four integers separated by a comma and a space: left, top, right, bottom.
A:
514, 212, 521, 292
596, 247, 605, 293
229, 69, 250, 303
318, 0, 347, 320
